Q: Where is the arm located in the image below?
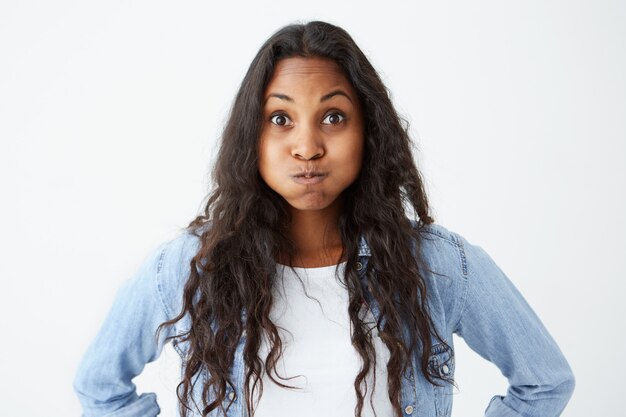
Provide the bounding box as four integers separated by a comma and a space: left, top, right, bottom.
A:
452, 233, 575, 417
73, 239, 176, 417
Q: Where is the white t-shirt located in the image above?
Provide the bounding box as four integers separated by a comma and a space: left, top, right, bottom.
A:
249, 261, 394, 417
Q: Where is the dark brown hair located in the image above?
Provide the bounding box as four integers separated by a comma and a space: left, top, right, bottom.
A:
158, 20, 454, 417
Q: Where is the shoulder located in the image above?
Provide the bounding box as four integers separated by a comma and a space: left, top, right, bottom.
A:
154, 227, 204, 319
407, 219, 471, 335
408, 219, 516, 335
412, 220, 500, 281
408, 219, 467, 275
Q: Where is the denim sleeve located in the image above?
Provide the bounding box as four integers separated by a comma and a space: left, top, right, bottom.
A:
73, 239, 176, 417
452, 232, 575, 417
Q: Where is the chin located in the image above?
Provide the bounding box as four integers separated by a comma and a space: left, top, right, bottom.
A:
285, 192, 341, 212
288, 201, 330, 211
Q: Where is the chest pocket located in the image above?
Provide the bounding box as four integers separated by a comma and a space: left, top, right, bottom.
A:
428, 342, 455, 417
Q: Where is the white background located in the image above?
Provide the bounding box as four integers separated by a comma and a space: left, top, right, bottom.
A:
1, 1, 624, 416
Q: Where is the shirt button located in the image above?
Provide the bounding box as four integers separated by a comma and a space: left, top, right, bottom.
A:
228, 391, 236, 401
356, 261, 363, 271
404, 405, 414, 414
441, 364, 450, 375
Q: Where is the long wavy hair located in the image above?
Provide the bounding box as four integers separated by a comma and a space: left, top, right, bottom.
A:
158, 20, 454, 417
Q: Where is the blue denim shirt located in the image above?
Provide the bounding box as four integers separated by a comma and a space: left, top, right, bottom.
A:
74, 221, 575, 417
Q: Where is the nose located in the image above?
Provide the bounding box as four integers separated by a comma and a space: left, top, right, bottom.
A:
291, 124, 325, 160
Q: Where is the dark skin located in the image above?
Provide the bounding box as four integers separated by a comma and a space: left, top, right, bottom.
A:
282, 196, 345, 267
257, 57, 365, 267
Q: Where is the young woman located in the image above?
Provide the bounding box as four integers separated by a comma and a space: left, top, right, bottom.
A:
74, 21, 575, 417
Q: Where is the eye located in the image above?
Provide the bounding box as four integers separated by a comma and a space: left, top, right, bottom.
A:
322, 112, 345, 125
269, 113, 293, 126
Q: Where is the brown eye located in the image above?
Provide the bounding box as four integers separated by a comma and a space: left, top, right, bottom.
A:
270, 114, 292, 126
322, 112, 345, 125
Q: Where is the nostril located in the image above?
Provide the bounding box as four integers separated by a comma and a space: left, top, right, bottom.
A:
294, 153, 322, 161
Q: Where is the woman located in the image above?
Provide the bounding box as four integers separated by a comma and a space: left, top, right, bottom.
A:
73, 21, 575, 417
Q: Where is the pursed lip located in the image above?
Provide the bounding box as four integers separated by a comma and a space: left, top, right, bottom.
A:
291, 170, 327, 184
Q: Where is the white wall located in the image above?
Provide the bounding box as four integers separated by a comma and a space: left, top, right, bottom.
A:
1, 1, 623, 416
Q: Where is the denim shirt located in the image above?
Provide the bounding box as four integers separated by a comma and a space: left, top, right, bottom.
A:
73, 221, 575, 417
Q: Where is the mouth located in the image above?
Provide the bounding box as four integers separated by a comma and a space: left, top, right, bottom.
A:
292, 171, 327, 185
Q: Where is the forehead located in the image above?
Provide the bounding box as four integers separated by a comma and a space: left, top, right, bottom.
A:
265, 57, 352, 91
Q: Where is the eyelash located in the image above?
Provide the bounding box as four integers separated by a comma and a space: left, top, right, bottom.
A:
268, 111, 346, 126
322, 112, 346, 125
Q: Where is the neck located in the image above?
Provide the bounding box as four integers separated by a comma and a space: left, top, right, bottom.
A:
282, 198, 345, 267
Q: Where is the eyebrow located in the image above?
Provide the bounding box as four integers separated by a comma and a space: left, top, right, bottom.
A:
264, 89, 353, 105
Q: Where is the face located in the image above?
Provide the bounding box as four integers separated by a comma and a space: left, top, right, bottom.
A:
258, 56, 365, 212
